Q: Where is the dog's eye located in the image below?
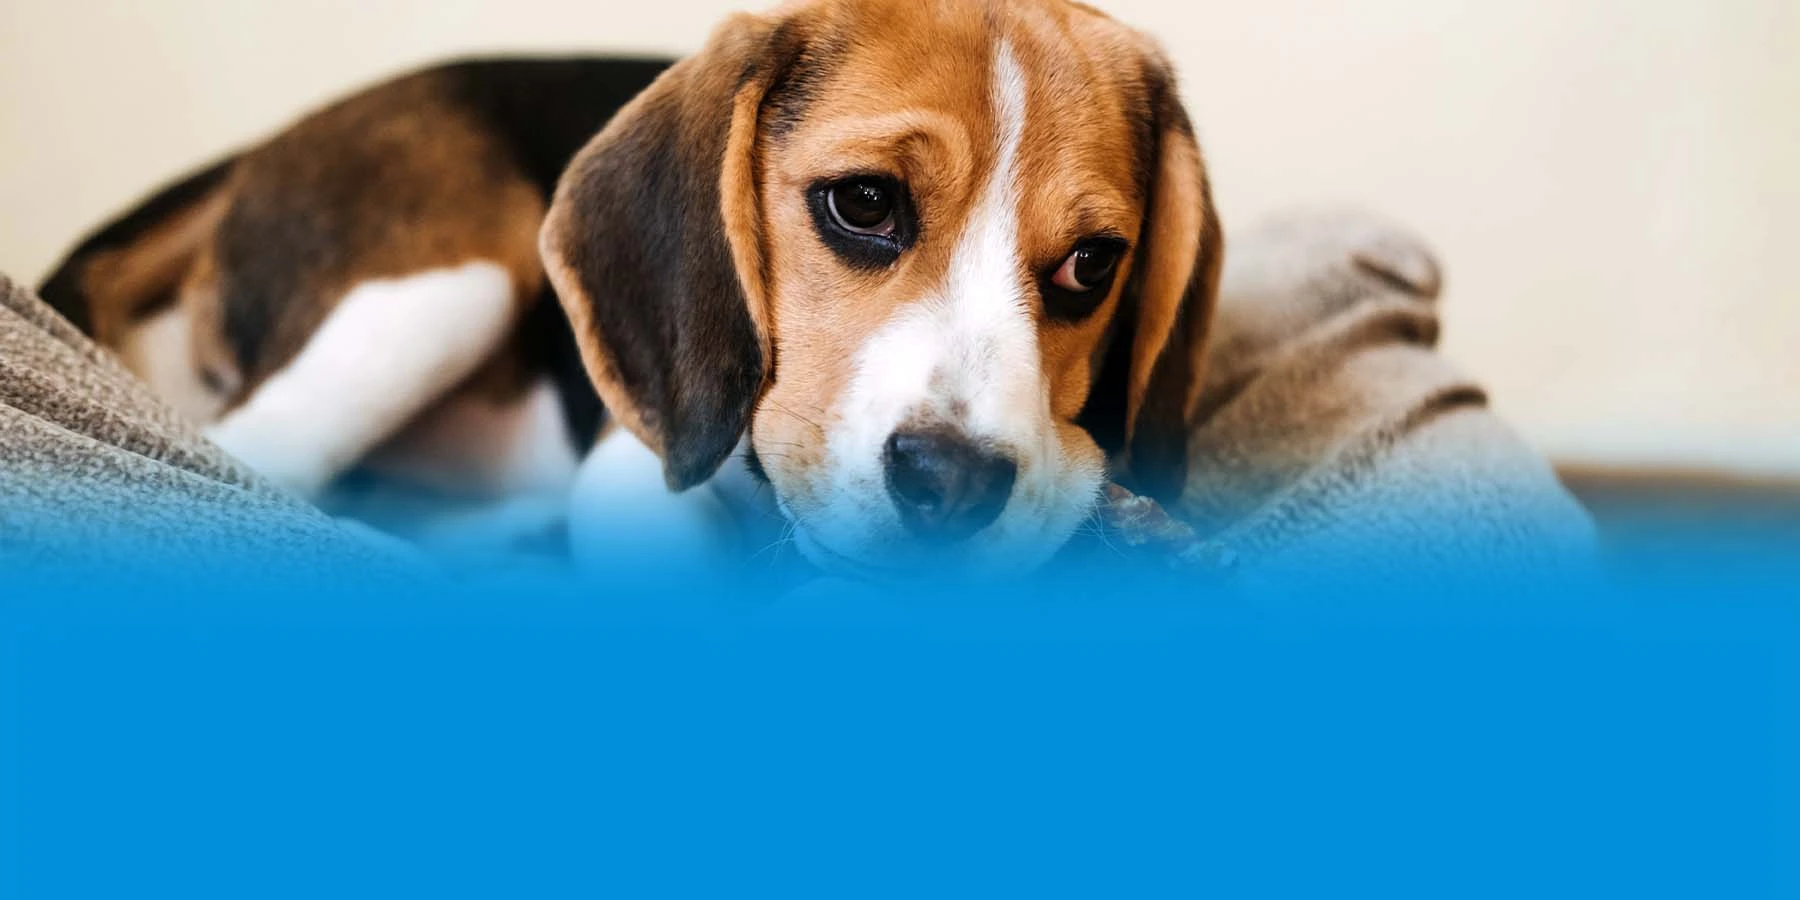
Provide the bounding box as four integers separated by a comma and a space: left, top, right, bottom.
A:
826, 178, 897, 236
811, 176, 915, 270
1041, 237, 1128, 320
1051, 239, 1125, 293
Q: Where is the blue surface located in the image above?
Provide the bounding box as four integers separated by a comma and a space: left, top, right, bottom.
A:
3, 533, 1796, 898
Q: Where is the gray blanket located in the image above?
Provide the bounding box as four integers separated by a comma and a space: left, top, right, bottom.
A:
0, 266, 438, 593
1181, 208, 1595, 586
0, 207, 1595, 595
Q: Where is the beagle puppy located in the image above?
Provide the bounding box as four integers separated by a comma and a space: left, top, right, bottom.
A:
40, 0, 1223, 579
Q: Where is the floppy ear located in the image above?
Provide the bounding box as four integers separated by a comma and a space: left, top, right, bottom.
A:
37, 158, 236, 345
540, 12, 803, 491
1084, 62, 1224, 505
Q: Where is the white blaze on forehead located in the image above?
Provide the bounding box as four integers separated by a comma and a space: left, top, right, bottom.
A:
795, 39, 1105, 572
941, 39, 1047, 442
845, 40, 1045, 445
832, 40, 1042, 473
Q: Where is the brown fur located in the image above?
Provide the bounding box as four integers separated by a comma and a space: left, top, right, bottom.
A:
40, 60, 681, 501
542, 14, 803, 488
707, 0, 1218, 504
185, 70, 548, 404
73, 179, 233, 349
537, 0, 1223, 574
56, 0, 1219, 547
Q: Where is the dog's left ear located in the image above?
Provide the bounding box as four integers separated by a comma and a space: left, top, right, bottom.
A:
541, 12, 806, 490
1085, 54, 1225, 504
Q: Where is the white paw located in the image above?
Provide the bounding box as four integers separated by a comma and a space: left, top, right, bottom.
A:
206, 416, 335, 499
567, 429, 743, 583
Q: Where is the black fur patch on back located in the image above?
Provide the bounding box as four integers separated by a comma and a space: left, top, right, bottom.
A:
210, 179, 348, 379
442, 56, 678, 450
444, 57, 677, 198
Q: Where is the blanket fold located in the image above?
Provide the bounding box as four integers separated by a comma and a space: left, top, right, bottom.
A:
1, 273, 437, 591
1179, 208, 1595, 582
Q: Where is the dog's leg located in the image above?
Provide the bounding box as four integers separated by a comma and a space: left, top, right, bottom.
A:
206, 261, 518, 499
567, 427, 744, 582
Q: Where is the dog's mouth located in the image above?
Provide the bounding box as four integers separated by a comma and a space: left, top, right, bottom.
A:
784, 510, 1078, 584
751, 444, 1098, 582
790, 527, 911, 580
777, 503, 983, 582
773, 509, 919, 582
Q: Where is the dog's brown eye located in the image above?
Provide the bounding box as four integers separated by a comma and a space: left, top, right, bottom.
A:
1052, 239, 1125, 292
827, 178, 897, 236
811, 176, 915, 269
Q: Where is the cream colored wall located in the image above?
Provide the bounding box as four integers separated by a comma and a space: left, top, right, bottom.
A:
2, 0, 1795, 475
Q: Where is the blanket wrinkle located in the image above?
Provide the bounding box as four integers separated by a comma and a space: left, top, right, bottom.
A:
2, 273, 443, 593
1, 289, 251, 488
1183, 336, 1480, 533
1177, 208, 1594, 586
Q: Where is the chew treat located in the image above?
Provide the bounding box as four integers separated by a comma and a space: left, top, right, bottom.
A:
1098, 483, 1238, 572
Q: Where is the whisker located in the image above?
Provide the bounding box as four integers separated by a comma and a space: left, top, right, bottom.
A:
764, 400, 827, 434
743, 520, 800, 568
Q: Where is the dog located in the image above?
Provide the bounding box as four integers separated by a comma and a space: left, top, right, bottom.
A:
39, 0, 1223, 579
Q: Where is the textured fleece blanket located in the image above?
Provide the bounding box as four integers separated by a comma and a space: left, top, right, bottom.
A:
0, 208, 1595, 596
0, 269, 439, 594
1178, 208, 1596, 587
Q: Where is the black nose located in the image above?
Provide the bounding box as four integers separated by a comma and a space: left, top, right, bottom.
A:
883, 428, 1018, 542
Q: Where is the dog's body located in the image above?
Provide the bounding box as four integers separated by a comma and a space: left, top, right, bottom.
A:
43, 58, 671, 506
42, 0, 1223, 579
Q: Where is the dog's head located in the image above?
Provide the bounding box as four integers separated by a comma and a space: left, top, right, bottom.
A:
542, 0, 1222, 576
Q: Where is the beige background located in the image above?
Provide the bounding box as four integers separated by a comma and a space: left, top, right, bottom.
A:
2, 0, 1795, 475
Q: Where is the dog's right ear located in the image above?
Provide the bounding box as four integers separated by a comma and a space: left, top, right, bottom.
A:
1075, 47, 1224, 506
37, 158, 235, 346
541, 11, 810, 492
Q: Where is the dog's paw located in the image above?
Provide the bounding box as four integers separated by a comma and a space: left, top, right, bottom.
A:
566, 429, 743, 585
205, 417, 335, 499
